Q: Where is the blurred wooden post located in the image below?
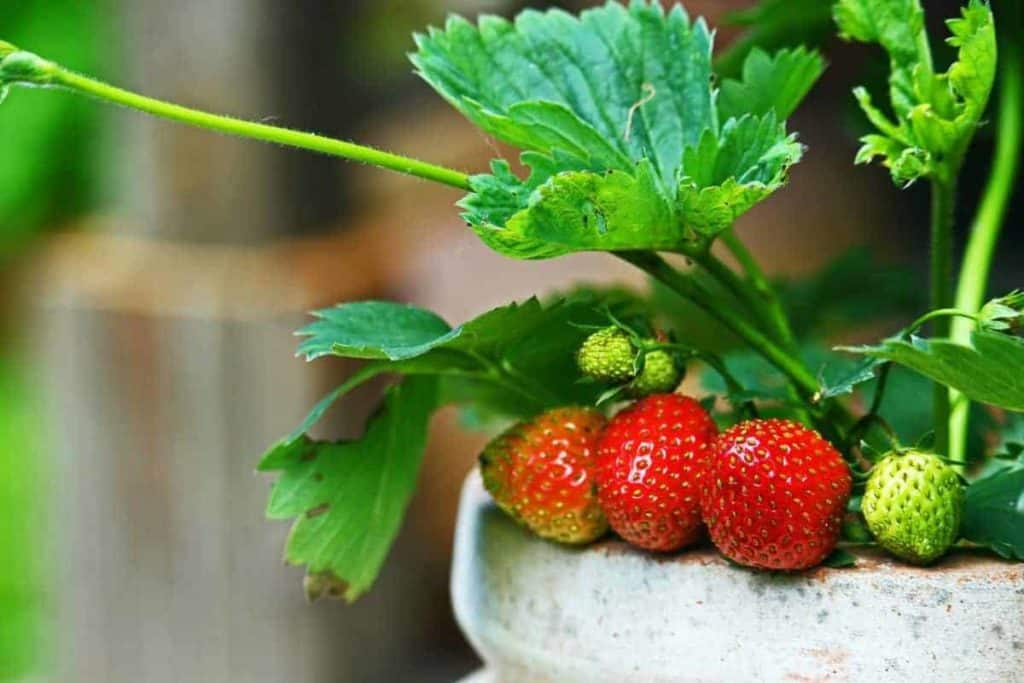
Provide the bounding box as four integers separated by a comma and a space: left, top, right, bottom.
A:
32, 226, 442, 682
31, 0, 463, 680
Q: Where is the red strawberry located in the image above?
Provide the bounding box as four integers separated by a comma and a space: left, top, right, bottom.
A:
480, 406, 608, 544
701, 419, 852, 570
596, 394, 718, 551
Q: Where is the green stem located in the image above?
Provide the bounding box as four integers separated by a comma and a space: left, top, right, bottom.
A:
907, 308, 979, 336
686, 248, 787, 347
618, 251, 819, 397
719, 228, 798, 350
928, 177, 957, 457
5, 49, 471, 190
948, 27, 1023, 466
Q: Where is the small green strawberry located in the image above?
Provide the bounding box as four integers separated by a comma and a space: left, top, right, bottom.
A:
480, 406, 608, 544
577, 327, 637, 383
627, 350, 681, 397
862, 450, 964, 565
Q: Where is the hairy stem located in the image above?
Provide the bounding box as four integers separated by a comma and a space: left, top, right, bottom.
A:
3, 48, 471, 190
948, 26, 1023, 466
929, 177, 957, 457
618, 251, 819, 397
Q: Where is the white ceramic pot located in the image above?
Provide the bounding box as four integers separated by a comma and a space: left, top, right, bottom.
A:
451, 472, 1024, 682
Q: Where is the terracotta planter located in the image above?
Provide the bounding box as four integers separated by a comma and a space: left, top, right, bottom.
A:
452, 472, 1024, 682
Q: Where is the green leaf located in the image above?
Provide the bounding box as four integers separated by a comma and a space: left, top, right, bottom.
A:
962, 468, 1024, 560
978, 291, 1024, 332
777, 248, 923, 337
843, 331, 1024, 412
465, 159, 677, 259
281, 357, 473, 443
835, 0, 997, 184
291, 291, 649, 438
678, 113, 803, 236
821, 548, 858, 568
716, 0, 836, 78
297, 301, 455, 361
718, 47, 825, 121
258, 377, 439, 601
834, 0, 929, 118
413, 1, 816, 258
413, 3, 715, 185
263, 288, 651, 599
818, 357, 880, 400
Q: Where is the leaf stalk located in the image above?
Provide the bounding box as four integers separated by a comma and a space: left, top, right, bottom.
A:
3, 47, 472, 190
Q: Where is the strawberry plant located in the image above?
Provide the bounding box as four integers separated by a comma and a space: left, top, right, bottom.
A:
3, 0, 1022, 601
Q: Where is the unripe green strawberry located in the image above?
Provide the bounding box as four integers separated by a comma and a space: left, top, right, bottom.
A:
862, 451, 964, 565
480, 406, 608, 544
577, 327, 637, 383
627, 350, 681, 397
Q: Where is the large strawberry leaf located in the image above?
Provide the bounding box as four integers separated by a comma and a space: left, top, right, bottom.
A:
412, 1, 821, 259
835, 0, 996, 185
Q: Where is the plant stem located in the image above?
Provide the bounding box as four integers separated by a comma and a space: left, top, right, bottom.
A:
948, 27, 1024, 465
686, 248, 788, 348
719, 228, 799, 350
618, 251, 819, 398
907, 308, 979, 336
929, 177, 957, 457
44, 64, 472, 190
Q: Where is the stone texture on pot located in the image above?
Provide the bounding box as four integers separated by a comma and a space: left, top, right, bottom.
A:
452, 472, 1024, 683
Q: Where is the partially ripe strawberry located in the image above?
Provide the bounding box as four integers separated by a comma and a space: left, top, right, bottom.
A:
480, 406, 608, 544
596, 394, 718, 551
702, 419, 852, 570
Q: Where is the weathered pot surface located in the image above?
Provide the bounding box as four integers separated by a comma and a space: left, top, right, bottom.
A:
451, 471, 1024, 682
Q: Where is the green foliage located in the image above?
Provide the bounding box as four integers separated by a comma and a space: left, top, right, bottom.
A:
718, 47, 825, 121
716, 0, 837, 78
0, 361, 47, 678
835, 0, 997, 185
259, 378, 439, 601
962, 467, 1024, 560
702, 343, 858, 407
977, 290, 1024, 331
0, 0, 107, 258
817, 357, 879, 400
295, 293, 647, 424
262, 291, 646, 595
412, 1, 820, 259
776, 248, 923, 338
821, 548, 858, 568
843, 329, 1024, 412
297, 301, 456, 361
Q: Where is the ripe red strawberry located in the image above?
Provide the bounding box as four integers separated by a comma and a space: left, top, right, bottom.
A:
596, 394, 718, 551
701, 419, 852, 570
480, 406, 608, 544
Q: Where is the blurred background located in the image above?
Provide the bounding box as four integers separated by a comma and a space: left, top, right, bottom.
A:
0, 0, 1020, 681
